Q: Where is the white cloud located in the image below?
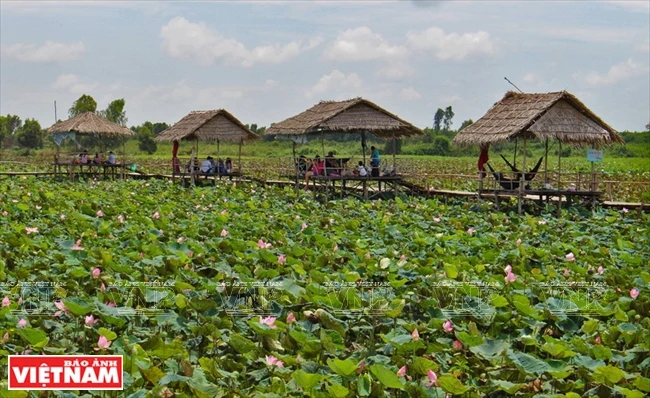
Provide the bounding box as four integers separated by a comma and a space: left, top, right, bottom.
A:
406, 27, 496, 61
52, 74, 80, 89
374, 62, 416, 80
2, 40, 85, 63
540, 26, 637, 44
323, 26, 408, 62
160, 17, 321, 67
69, 82, 100, 95
603, 0, 650, 13
265, 79, 279, 89
308, 70, 362, 98
522, 72, 543, 85
400, 87, 422, 100
574, 58, 649, 87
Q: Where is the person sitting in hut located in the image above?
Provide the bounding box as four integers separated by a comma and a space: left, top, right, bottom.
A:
357, 161, 369, 177
297, 155, 308, 176
201, 156, 214, 173
80, 150, 90, 164
304, 155, 323, 190
217, 159, 226, 174
93, 153, 101, 164
107, 151, 116, 165
325, 152, 338, 176
225, 158, 233, 173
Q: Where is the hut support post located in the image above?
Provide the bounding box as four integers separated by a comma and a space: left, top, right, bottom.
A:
544, 138, 549, 183
361, 131, 367, 167
518, 138, 527, 215
392, 132, 397, 173
292, 141, 298, 191
121, 137, 126, 180
321, 138, 326, 176
238, 138, 243, 176
557, 142, 562, 190
591, 160, 596, 209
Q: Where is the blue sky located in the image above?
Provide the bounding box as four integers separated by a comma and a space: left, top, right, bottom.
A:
1, 0, 648, 132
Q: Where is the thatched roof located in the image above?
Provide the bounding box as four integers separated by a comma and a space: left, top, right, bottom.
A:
46, 112, 135, 137
266, 97, 424, 139
155, 109, 260, 143
452, 91, 623, 147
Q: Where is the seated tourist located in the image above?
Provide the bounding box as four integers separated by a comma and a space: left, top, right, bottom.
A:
358, 161, 369, 177
80, 150, 90, 164
225, 158, 233, 173
93, 153, 101, 164
325, 151, 339, 176
107, 151, 116, 165
217, 159, 226, 174
297, 155, 308, 176
201, 156, 214, 173
304, 155, 323, 190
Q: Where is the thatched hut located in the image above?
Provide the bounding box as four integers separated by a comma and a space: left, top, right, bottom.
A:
452, 91, 624, 213
267, 97, 423, 175
155, 109, 260, 178
46, 112, 135, 178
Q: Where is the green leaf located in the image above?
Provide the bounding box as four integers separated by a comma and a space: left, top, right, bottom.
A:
470, 339, 509, 360
327, 383, 349, 398
595, 365, 626, 384
18, 328, 48, 345
327, 358, 358, 377
456, 331, 484, 347
411, 357, 439, 375
492, 379, 523, 394
228, 333, 257, 354
633, 377, 650, 393
139, 366, 165, 385
369, 364, 404, 390
443, 264, 458, 279
507, 350, 549, 375
437, 375, 469, 394
98, 327, 117, 341
62, 297, 94, 316
490, 294, 509, 308
357, 374, 371, 396
292, 370, 321, 390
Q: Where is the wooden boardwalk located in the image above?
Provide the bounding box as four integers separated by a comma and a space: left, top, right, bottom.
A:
1, 170, 647, 212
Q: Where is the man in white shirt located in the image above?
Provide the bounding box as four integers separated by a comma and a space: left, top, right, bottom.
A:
201, 156, 213, 173
107, 152, 116, 164
358, 161, 368, 177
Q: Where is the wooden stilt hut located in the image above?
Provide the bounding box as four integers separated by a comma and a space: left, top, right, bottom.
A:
451, 91, 624, 214
266, 97, 423, 199
46, 112, 135, 180
155, 109, 260, 185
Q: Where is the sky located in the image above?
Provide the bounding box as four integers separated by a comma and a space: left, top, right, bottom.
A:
1, 0, 649, 133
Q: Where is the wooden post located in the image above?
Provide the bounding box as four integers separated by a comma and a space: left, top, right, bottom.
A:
544, 138, 549, 183
518, 137, 527, 215
321, 138, 326, 176
238, 138, 243, 175
557, 141, 562, 190
392, 131, 397, 173
292, 140, 298, 191
121, 137, 126, 180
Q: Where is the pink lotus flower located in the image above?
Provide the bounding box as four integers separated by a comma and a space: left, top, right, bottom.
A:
60, 214, 66, 220
117, 215, 124, 223
17, 318, 28, 328
95, 336, 111, 350
54, 301, 70, 316
1, 211, 7, 216
258, 239, 271, 249
516, 238, 522, 245
85, 315, 99, 327
397, 365, 407, 377
426, 370, 438, 387
443, 320, 454, 333
278, 254, 287, 265
597, 266, 604, 275
177, 237, 184, 244
97, 210, 104, 217
564, 269, 570, 277
184, 264, 189, 270
467, 228, 474, 235
365, 253, 372, 259
538, 220, 547, 225
18, 297, 22, 305
265, 355, 284, 368
92, 267, 101, 279
139, 252, 145, 258
2, 296, 10, 307
259, 316, 277, 328
295, 215, 300, 219
630, 288, 640, 299
505, 272, 517, 284
287, 312, 296, 324
411, 328, 419, 341
1, 332, 8, 343
301, 223, 308, 230
153, 212, 160, 219
453, 340, 463, 350
595, 336, 602, 344
622, 208, 629, 213
36, 205, 42, 210
100, 283, 106, 293
504, 265, 512, 274
25, 227, 38, 235
221, 210, 227, 215
400, 254, 407, 261
71, 239, 84, 251
358, 361, 366, 373
566, 252, 575, 261
333, 244, 339, 252
106, 302, 116, 307
433, 217, 441, 222
218, 229, 228, 237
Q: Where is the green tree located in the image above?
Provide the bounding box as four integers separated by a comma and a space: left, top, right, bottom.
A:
443, 106, 454, 131
153, 122, 169, 135
137, 126, 157, 154
433, 108, 445, 132
99, 98, 127, 125
459, 119, 474, 131
432, 136, 451, 156
0, 114, 22, 148
69, 94, 98, 117
15, 119, 44, 149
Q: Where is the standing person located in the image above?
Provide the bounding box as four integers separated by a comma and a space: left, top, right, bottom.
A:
370, 146, 380, 177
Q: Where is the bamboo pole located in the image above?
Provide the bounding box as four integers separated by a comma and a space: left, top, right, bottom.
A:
238, 138, 243, 175
544, 138, 549, 184
518, 137, 527, 215
392, 132, 397, 172
217, 139, 221, 177
292, 140, 298, 191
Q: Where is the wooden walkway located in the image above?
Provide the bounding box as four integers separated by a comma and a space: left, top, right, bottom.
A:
1, 170, 647, 212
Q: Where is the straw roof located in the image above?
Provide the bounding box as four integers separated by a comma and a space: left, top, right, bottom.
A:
46, 112, 135, 137
155, 109, 260, 143
452, 91, 623, 147
266, 97, 424, 139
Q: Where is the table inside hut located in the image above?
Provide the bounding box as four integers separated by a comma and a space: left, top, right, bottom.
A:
309, 175, 404, 199
52, 160, 134, 179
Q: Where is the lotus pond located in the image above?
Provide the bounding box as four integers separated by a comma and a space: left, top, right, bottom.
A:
0, 178, 649, 397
